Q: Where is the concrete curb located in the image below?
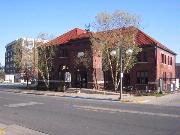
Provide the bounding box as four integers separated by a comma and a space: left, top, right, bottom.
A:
62, 95, 120, 101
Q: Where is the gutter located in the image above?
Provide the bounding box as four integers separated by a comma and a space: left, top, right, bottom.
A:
155, 43, 177, 56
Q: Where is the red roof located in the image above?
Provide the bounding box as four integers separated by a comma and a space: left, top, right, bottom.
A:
48, 28, 87, 45
136, 29, 176, 55
49, 27, 175, 55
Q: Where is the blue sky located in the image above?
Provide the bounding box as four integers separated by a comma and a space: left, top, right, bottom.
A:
0, 0, 179, 65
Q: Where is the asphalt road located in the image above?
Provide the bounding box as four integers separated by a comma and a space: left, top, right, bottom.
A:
0, 87, 180, 135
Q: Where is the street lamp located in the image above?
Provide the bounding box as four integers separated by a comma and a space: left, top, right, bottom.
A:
110, 48, 133, 100
77, 52, 84, 58
110, 50, 117, 56
126, 49, 133, 55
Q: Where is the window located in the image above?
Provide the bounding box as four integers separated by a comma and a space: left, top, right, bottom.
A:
137, 71, 148, 84
161, 53, 164, 63
164, 55, 166, 64
143, 53, 147, 62
170, 57, 172, 65
59, 48, 68, 57
137, 53, 147, 62
168, 56, 169, 65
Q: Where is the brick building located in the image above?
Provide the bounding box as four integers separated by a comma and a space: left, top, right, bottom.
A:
176, 63, 180, 79
45, 28, 176, 91
127, 30, 176, 91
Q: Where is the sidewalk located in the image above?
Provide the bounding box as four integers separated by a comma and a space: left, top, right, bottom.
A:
4, 88, 173, 104
5, 89, 120, 101
2, 84, 180, 105
0, 123, 47, 135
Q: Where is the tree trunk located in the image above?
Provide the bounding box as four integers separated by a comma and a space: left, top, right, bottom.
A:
26, 78, 29, 88
38, 69, 49, 90
26, 71, 29, 89
47, 73, 50, 90
93, 68, 98, 90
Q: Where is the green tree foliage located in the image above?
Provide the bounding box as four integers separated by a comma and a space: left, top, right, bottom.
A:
36, 33, 56, 89
91, 10, 142, 91
13, 39, 34, 87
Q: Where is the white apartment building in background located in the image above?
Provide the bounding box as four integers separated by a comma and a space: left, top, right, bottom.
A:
5, 38, 46, 83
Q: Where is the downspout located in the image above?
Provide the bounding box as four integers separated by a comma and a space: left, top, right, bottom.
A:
154, 44, 158, 90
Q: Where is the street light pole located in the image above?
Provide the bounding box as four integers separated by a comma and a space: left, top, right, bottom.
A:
119, 48, 133, 100
119, 47, 123, 100
110, 48, 133, 100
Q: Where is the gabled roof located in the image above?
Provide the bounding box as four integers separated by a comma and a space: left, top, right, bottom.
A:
136, 29, 176, 55
48, 28, 87, 45
49, 27, 176, 55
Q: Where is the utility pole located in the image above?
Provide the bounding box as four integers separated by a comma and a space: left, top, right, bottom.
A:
119, 48, 123, 100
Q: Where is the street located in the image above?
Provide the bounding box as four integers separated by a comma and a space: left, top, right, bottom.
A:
0, 87, 180, 135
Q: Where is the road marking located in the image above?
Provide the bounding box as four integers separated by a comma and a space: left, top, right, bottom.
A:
74, 105, 180, 118
4, 102, 44, 108
136, 100, 150, 103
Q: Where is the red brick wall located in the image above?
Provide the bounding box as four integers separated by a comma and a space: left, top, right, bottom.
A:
124, 45, 176, 91
128, 46, 156, 90
156, 47, 176, 80
49, 39, 97, 89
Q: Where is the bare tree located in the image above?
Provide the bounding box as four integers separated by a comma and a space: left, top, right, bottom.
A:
35, 33, 55, 89
91, 10, 142, 92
